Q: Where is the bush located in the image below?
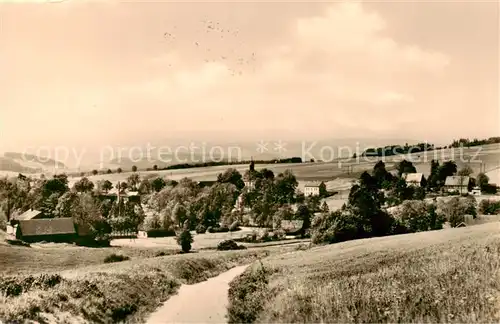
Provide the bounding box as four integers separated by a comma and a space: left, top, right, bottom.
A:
207, 226, 230, 233
227, 262, 273, 323
104, 254, 130, 263
146, 228, 176, 238
0, 210, 7, 231
217, 239, 247, 251
0, 274, 63, 297
195, 224, 207, 234
437, 197, 475, 227
176, 230, 193, 253
218, 226, 230, 233
257, 230, 270, 242
229, 221, 240, 232
479, 199, 500, 215
394, 200, 445, 232
274, 228, 286, 240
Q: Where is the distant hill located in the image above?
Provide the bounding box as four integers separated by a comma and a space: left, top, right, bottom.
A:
0, 152, 67, 174
0, 157, 40, 174
3, 152, 66, 169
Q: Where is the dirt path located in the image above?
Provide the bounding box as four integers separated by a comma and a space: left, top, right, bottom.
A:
146, 265, 249, 324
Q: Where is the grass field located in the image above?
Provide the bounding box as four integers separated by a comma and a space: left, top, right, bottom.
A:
228, 222, 500, 323
0, 240, 301, 323
63, 144, 500, 193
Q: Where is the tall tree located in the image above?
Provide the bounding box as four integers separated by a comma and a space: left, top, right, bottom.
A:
477, 173, 489, 190
127, 173, 141, 191
73, 177, 94, 193
217, 168, 245, 190
397, 160, 417, 177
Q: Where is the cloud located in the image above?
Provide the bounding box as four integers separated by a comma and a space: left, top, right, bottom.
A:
120, 2, 449, 137
8, 0, 488, 152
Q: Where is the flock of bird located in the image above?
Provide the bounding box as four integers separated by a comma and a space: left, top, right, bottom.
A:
162, 20, 257, 77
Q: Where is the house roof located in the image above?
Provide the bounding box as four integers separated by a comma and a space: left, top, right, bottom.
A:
18, 218, 76, 237
304, 181, 322, 188
444, 176, 470, 187
14, 209, 43, 221
403, 173, 423, 183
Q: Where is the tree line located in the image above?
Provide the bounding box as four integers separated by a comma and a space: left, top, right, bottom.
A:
310, 158, 494, 245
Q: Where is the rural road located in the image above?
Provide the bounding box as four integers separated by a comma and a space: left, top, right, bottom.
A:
146, 265, 249, 324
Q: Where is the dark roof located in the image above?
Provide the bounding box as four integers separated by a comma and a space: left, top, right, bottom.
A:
18, 218, 76, 237
15, 209, 43, 221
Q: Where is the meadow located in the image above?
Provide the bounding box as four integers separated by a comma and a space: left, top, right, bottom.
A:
228, 222, 500, 323
0, 238, 302, 323
62, 144, 500, 192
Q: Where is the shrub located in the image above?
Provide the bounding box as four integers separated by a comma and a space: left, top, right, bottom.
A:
311, 209, 361, 244
394, 200, 445, 232
227, 262, 274, 323
0, 274, 63, 297
479, 199, 500, 215
229, 221, 240, 232
274, 228, 286, 240
257, 230, 271, 242
217, 239, 247, 251
146, 228, 176, 238
207, 226, 215, 233
0, 210, 7, 231
104, 254, 130, 263
176, 230, 193, 253
195, 224, 207, 234
437, 197, 475, 227
218, 226, 230, 233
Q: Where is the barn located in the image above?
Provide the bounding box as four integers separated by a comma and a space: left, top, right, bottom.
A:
16, 218, 78, 243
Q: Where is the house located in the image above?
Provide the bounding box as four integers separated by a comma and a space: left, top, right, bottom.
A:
403, 173, 424, 187
99, 188, 140, 203
244, 180, 255, 190
444, 176, 470, 194
471, 186, 481, 196
16, 218, 77, 243
304, 182, 321, 196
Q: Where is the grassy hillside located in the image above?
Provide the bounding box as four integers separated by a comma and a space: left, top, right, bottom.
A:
228, 223, 500, 323
0, 247, 273, 323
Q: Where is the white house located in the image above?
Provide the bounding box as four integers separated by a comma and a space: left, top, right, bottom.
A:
304, 182, 321, 196
244, 180, 255, 190
403, 173, 424, 187
471, 186, 481, 196
444, 176, 470, 194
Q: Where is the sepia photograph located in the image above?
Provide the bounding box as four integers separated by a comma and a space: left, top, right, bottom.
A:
0, 0, 499, 323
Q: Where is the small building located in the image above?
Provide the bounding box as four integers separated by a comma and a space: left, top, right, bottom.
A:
304, 182, 321, 196
99, 188, 140, 203
16, 218, 77, 243
471, 186, 481, 196
403, 173, 424, 187
244, 180, 255, 190
444, 176, 470, 194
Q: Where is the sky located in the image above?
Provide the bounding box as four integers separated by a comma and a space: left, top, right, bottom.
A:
0, 0, 498, 155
